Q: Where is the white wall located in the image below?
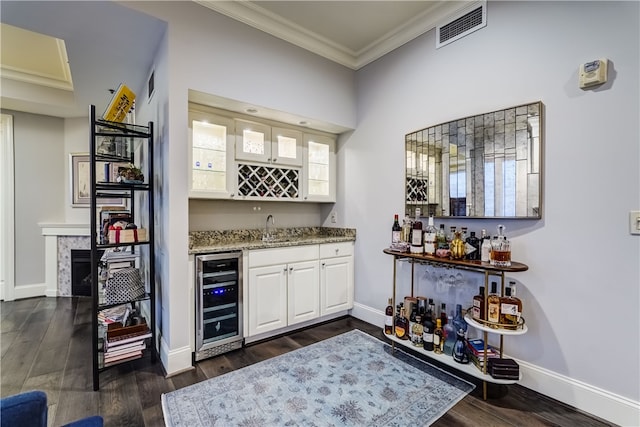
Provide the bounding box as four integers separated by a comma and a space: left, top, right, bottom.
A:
2, 110, 66, 289
347, 0, 639, 422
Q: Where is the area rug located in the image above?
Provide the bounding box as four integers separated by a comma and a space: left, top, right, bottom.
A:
162, 329, 474, 426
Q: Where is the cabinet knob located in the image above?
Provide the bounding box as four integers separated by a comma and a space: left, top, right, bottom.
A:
335, 248, 339, 254
322, 262, 325, 268
289, 267, 293, 273
230, 193, 234, 197
272, 158, 278, 162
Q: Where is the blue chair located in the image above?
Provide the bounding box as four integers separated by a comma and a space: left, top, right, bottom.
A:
0, 390, 103, 427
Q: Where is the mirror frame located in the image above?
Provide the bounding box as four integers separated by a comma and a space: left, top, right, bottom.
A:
405, 101, 543, 219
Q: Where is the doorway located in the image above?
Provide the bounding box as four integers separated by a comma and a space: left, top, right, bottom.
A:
1, 113, 15, 301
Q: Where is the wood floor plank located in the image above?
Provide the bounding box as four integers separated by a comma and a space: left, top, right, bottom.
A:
1, 297, 616, 427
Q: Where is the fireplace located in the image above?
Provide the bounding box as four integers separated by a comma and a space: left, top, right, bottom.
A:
71, 249, 103, 296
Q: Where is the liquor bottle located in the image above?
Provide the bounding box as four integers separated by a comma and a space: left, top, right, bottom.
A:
452, 304, 467, 335
500, 283, 522, 327
472, 286, 486, 320
487, 281, 501, 327
450, 231, 465, 259
409, 306, 418, 341
395, 307, 410, 340
416, 296, 427, 317
439, 303, 448, 326
443, 315, 456, 356
447, 226, 457, 247
428, 298, 436, 323
433, 318, 444, 354
436, 224, 447, 249
422, 313, 434, 351
465, 231, 480, 260
410, 208, 423, 254
384, 298, 394, 335
452, 329, 470, 364
391, 214, 401, 246
411, 315, 424, 347
423, 216, 438, 256
480, 229, 492, 263
401, 214, 412, 243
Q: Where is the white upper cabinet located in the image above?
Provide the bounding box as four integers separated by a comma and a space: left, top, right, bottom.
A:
189, 109, 236, 199
303, 133, 336, 202
235, 120, 303, 168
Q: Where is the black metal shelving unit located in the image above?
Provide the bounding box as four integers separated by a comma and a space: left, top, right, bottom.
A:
89, 105, 155, 390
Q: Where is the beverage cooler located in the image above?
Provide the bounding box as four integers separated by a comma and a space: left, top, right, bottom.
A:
195, 251, 243, 361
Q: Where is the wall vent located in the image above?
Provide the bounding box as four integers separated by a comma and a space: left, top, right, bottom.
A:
436, 1, 486, 48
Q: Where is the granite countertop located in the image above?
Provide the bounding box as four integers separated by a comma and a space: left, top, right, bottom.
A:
189, 227, 356, 254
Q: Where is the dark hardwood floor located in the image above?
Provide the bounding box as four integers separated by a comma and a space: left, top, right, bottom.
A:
1, 297, 614, 427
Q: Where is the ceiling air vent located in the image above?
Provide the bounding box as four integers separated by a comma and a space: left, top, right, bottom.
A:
436, 1, 486, 49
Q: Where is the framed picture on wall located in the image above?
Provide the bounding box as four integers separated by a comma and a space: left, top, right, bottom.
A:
70, 153, 125, 207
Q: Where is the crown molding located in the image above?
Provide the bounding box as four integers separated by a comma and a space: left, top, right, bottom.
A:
195, 1, 470, 70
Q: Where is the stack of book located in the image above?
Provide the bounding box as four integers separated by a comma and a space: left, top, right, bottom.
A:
100, 250, 138, 277
103, 322, 151, 367
466, 338, 499, 370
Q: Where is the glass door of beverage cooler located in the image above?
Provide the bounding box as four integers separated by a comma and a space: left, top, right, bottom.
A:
195, 252, 243, 360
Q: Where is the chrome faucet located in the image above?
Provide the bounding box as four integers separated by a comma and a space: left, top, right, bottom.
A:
263, 214, 275, 242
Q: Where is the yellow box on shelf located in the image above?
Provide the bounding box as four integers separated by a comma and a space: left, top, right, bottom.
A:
103, 83, 136, 123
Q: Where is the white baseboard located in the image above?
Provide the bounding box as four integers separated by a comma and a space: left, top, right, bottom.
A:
350, 302, 640, 426
12, 283, 47, 300
518, 360, 640, 426
159, 336, 194, 376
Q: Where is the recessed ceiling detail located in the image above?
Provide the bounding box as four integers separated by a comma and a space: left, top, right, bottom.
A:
0, 23, 74, 91
195, 1, 472, 70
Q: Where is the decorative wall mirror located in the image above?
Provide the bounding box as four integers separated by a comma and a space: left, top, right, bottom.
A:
405, 101, 543, 219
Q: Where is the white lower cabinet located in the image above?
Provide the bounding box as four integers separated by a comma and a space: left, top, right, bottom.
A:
247, 246, 319, 336
246, 243, 353, 337
320, 242, 354, 316
248, 264, 288, 335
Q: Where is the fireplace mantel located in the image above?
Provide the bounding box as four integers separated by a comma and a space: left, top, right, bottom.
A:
39, 223, 91, 297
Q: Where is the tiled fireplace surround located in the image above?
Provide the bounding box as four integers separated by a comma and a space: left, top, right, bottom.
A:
40, 224, 91, 297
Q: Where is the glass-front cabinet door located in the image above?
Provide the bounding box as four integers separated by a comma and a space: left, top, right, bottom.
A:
235, 119, 272, 163
189, 109, 236, 198
272, 127, 303, 167
303, 133, 336, 202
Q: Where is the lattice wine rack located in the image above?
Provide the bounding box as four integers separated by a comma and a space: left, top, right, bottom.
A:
406, 177, 428, 203
237, 164, 299, 198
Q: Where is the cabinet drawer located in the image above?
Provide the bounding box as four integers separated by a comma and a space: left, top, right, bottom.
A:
319, 241, 354, 259
249, 245, 319, 267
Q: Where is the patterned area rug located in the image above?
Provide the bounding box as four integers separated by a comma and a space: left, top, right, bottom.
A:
162, 329, 474, 426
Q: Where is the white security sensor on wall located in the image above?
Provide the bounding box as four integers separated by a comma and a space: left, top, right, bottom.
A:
579, 58, 608, 89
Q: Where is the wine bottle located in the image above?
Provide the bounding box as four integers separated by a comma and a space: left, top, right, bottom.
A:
439, 303, 447, 326
422, 313, 434, 351
384, 298, 394, 335
391, 214, 401, 246
433, 318, 444, 354
423, 216, 437, 256
436, 224, 448, 249
487, 281, 501, 326
410, 208, 423, 254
